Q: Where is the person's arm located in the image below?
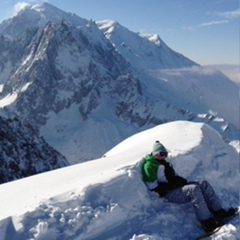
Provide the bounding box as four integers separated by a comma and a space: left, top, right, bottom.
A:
143, 164, 157, 182
164, 162, 188, 187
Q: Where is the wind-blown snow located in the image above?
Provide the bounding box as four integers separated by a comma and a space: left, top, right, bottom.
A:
0, 121, 239, 240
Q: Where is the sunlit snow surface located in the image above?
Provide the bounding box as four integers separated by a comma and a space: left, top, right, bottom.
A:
0, 121, 239, 240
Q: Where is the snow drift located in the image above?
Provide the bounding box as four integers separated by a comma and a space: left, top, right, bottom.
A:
0, 121, 239, 240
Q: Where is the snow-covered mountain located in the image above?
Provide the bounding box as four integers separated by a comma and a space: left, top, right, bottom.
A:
0, 115, 68, 183
0, 3, 87, 39
0, 3, 239, 165
0, 121, 239, 240
97, 20, 239, 131
97, 20, 198, 70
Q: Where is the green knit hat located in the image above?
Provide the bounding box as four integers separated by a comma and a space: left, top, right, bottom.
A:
152, 140, 168, 155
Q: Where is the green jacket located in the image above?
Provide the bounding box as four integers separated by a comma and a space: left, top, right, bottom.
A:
142, 154, 161, 182
142, 154, 178, 183
142, 154, 188, 196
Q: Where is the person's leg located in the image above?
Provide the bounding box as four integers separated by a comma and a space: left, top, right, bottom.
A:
165, 183, 213, 221
195, 180, 222, 212
197, 180, 238, 219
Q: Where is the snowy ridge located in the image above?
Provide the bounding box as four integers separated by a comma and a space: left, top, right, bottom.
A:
97, 20, 198, 70
0, 121, 239, 239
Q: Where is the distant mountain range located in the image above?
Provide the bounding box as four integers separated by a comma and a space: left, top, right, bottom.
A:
0, 2, 238, 168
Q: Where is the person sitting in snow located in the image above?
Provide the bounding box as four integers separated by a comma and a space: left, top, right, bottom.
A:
142, 140, 237, 232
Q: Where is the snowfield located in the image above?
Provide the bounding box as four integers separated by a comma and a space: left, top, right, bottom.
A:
0, 121, 239, 240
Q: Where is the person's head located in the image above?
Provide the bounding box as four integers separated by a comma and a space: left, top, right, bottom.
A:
152, 140, 168, 160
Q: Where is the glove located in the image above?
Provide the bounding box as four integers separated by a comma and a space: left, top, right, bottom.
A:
152, 182, 172, 197
172, 176, 188, 188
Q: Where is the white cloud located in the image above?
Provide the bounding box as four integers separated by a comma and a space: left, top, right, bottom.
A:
218, 9, 240, 19
203, 64, 240, 85
13, 1, 49, 16
186, 8, 239, 31
152, 65, 239, 85
187, 19, 229, 31
198, 19, 229, 28
13, 2, 31, 15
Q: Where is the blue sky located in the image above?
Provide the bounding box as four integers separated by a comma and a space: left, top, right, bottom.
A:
0, 0, 239, 65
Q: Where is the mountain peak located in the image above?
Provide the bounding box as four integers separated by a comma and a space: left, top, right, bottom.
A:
140, 33, 162, 47
32, 2, 59, 11
31, 2, 79, 20
97, 20, 121, 28
97, 19, 197, 70
14, 2, 65, 19
97, 20, 124, 36
0, 2, 86, 39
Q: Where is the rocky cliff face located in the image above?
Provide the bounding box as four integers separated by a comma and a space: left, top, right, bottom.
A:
1, 20, 150, 126
0, 116, 68, 183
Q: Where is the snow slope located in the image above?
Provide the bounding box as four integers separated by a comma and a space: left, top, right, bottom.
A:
97, 20, 197, 70
0, 121, 239, 240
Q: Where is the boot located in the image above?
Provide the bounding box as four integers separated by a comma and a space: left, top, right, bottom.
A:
213, 208, 237, 220
201, 218, 220, 232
